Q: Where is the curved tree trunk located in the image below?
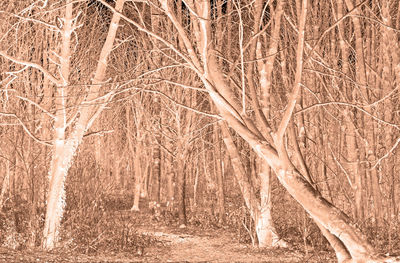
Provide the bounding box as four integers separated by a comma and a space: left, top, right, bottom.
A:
190, 0, 391, 261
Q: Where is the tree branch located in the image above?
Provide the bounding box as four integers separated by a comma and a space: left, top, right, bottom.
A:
0, 112, 51, 146
276, 0, 308, 140
0, 51, 61, 86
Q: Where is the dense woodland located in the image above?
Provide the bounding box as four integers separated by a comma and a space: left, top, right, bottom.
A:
1, 0, 400, 262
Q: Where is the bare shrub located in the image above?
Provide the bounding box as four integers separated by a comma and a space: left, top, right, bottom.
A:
60, 159, 159, 255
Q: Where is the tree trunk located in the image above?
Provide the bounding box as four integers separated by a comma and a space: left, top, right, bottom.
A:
220, 123, 284, 247
0, 161, 10, 211
131, 141, 143, 211
152, 97, 162, 203
257, 159, 287, 248
214, 121, 225, 224
43, 0, 73, 249
43, 0, 125, 250
175, 140, 187, 226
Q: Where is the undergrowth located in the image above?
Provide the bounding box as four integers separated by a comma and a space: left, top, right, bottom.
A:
0, 160, 399, 257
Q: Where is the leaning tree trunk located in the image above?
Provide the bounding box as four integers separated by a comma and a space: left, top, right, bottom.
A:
190, 0, 393, 261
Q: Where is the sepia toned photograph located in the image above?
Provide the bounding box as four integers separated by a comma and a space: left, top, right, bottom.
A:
0, 0, 400, 262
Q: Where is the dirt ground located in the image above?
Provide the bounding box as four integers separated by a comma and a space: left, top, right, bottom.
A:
0, 223, 336, 263
0, 200, 337, 263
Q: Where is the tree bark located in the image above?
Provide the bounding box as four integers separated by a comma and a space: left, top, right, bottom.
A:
43, 0, 125, 250
175, 141, 187, 226
131, 142, 143, 211
0, 161, 10, 211
257, 159, 287, 248
214, 125, 225, 224
43, 0, 73, 249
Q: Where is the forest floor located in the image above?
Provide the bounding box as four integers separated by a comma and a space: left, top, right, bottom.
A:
0, 225, 336, 262
0, 201, 337, 263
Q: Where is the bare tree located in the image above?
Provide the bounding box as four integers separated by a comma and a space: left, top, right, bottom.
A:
99, 0, 400, 261
0, 0, 127, 249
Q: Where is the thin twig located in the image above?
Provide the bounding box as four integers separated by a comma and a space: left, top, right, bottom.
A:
371, 137, 400, 170
276, 0, 308, 139
0, 51, 60, 85
0, 112, 51, 146
16, 96, 56, 119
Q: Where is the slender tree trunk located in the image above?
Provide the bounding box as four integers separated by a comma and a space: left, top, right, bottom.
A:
0, 161, 10, 211
167, 170, 174, 210
337, 0, 364, 223
214, 120, 225, 224
220, 123, 285, 247
28, 165, 39, 247
253, 1, 286, 247
131, 144, 142, 211
346, 120, 363, 221
126, 101, 147, 210
257, 159, 287, 247
166, 170, 174, 210
152, 96, 162, 203
175, 138, 187, 226
220, 123, 259, 219
215, 148, 225, 224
